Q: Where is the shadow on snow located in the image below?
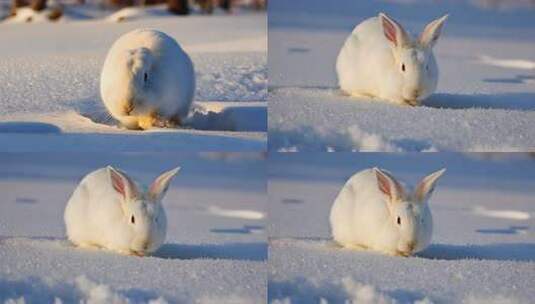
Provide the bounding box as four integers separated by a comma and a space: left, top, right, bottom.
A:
154, 242, 267, 261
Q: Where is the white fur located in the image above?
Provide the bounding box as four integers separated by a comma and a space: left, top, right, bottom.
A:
100, 29, 195, 129
64, 166, 180, 256
330, 167, 445, 256
336, 13, 448, 106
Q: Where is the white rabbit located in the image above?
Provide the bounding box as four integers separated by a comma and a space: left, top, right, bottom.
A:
100, 29, 195, 130
64, 166, 180, 256
336, 13, 448, 106
330, 167, 445, 256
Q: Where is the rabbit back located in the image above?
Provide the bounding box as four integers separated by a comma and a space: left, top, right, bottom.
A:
330, 169, 395, 252
64, 168, 129, 251
336, 17, 399, 101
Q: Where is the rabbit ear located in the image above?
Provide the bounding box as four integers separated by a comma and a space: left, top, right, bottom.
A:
419, 14, 448, 48
107, 166, 139, 201
379, 12, 410, 48
374, 168, 404, 203
415, 168, 446, 202
149, 167, 180, 201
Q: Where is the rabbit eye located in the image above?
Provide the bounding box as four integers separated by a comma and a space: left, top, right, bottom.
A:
425, 65, 429, 71
131, 215, 135, 224
397, 217, 401, 225
401, 64, 406, 72
144, 73, 148, 82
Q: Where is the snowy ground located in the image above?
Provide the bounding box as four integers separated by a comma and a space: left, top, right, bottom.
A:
268, 0, 535, 151
0, 12, 266, 151
268, 153, 535, 303
0, 153, 267, 303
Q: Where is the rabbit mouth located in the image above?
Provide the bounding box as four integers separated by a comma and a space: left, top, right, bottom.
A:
397, 242, 417, 256
131, 247, 151, 256
402, 98, 419, 106
132, 250, 146, 257
396, 250, 412, 257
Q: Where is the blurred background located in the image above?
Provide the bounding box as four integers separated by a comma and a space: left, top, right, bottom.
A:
269, 152, 535, 192
0, 152, 266, 191
269, 0, 535, 35
0, 0, 266, 22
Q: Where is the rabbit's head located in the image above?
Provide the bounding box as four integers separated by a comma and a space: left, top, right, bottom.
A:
112, 48, 155, 117
107, 166, 179, 256
379, 13, 448, 106
374, 167, 445, 256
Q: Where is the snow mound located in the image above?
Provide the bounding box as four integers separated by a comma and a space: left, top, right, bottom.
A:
346, 125, 403, 152
270, 121, 436, 152
0, 275, 168, 304
269, 87, 535, 151
186, 102, 266, 132
340, 278, 430, 304
75, 276, 168, 304
77, 101, 266, 132
4, 7, 62, 24
269, 276, 432, 304
104, 4, 265, 23
105, 5, 173, 23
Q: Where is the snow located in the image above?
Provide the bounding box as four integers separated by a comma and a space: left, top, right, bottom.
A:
268, 153, 535, 303
0, 274, 169, 304
0, 13, 266, 151
105, 6, 177, 23
103, 4, 262, 23
268, 0, 535, 151
0, 153, 267, 303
